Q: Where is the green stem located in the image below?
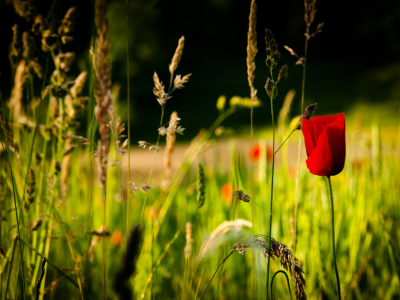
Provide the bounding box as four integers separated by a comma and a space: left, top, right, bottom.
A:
139, 105, 165, 222
274, 120, 300, 155
266, 71, 276, 300
102, 188, 107, 300
1, 103, 26, 299
327, 176, 341, 300
254, 201, 270, 214
198, 250, 235, 300
293, 24, 310, 253
270, 270, 293, 300
4, 238, 17, 300
126, 0, 131, 236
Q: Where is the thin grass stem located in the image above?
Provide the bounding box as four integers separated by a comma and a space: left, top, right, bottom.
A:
266, 70, 276, 300
198, 250, 235, 300
294, 25, 309, 253
139, 105, 165, 222
4, 238, 17, 300
126, 0, 131, 236
274, 120, 300, 155
270, 270, 293, 300
102, 189, 107, 300
1, 102, 26, 299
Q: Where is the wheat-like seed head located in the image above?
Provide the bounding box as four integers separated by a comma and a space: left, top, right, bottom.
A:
10, 59, 27, 120
70, 71, 87, 98
94, 0, 113, 187
247, 0, 258, 101
184, 222, 193, 259
169, 36, 185, 80
196, 219, 253, 264
163, 112, 178, 187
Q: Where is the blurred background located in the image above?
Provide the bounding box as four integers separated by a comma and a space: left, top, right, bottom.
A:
1, 0, 400, 142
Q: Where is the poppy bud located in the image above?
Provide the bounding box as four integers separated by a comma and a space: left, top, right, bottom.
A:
277, 64, 288, 82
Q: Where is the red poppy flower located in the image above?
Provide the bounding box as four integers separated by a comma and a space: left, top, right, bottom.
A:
221, 183, 233, 204
301, 113, 346, 177
248, 144, 260, 161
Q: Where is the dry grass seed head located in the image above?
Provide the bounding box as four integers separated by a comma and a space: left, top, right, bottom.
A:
184, 222, 193, 259
247, 0, 258, 101
70, 71, 87, 98
9, 59, 27, 120
94, 0, 113, 186
169, 36, 185, 80
163, 111, 178, 187
196, 219, 252, 264
237, 235, 306, 300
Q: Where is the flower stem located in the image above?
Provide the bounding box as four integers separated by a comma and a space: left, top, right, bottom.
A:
327, 176, 341, 300
266, 72, 276, 300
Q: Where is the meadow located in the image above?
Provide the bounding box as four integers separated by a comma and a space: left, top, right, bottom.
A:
1, 0, 400, 300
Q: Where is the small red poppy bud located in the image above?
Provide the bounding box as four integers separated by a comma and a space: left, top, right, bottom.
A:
301, 113, 346, 177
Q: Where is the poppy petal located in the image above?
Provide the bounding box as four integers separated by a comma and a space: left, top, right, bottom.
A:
302, 118, 327, 157
306, 126, 332, 176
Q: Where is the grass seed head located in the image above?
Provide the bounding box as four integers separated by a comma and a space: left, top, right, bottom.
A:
197, 163, 206, 208
169, 36, 185, 80
247, 0, 258, 101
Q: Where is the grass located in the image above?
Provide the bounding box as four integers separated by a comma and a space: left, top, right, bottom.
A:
0, 1, 400, 300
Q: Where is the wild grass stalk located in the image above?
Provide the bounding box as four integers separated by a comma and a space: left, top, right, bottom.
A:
4, 237, 17, 300
284, 0, 323, 253
1, 100, 26, 299
126, 0, 131, 234
246, 1, 258, 295
93, 0, 113, 298
264, 28, 288, 299
139, 36, 190, 222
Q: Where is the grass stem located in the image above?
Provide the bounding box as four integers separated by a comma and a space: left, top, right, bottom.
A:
266, 70, 276, 300
126, 0, 131, 237
198, 250, 235, 300
293, 25, 309, 253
